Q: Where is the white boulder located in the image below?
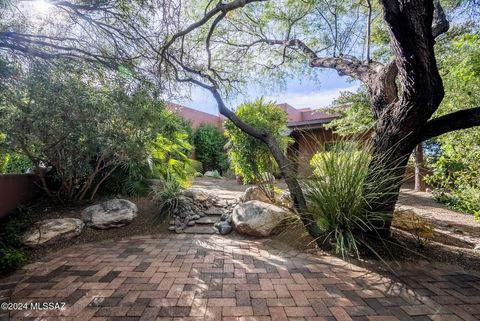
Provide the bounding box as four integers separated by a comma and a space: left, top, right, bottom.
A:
232, 200, 291, 237
182, 188, 210, 202
82, 199, 137, 229
23, 218, 84, 247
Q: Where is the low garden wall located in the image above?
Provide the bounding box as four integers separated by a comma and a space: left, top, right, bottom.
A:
0, 174, 39, 219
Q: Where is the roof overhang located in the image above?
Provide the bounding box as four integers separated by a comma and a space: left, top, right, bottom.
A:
287, 117, 337, 130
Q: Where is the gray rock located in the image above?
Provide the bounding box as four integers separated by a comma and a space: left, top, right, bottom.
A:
277, 191, 293, 208
217, 221, 233, 235
82, 199, 137, 229
214, 199, 228, 208
242, 186, 272, 203
182, 188, 210, 202
23, 218, 84, 247
191, 214, 201, 220
205, 206, 223, 215
232, 200, 291, 237
168, 226, 176, 231
204, 170, 222, 178
187, 220, 196, 226
220, 213, 230, 222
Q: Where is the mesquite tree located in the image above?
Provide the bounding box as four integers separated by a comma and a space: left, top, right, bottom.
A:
1, 0, 479, 240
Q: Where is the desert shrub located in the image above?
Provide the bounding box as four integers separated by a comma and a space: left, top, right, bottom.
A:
193, 124, 229, 174
151, 172, 186, 223
304, 141, 400, 258
190, 159, 203, 173
224, 98, 292, 183
0, 152, 32, 174
0, 246, 26, 274
0, 61, 170, 203
0, 210, 31, 274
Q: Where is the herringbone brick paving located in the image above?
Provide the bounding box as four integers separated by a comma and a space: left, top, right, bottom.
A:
1, 234, 479, 320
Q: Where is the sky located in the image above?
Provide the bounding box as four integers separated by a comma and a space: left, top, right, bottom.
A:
175, 69, 360, 116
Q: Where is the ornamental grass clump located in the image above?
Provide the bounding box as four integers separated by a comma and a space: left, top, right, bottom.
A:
303, 140, 402, 259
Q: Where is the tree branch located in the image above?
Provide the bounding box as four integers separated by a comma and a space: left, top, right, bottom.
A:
420, 107, 480, 141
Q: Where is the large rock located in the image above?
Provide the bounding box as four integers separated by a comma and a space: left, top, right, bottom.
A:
276, 191, 293, 208
23, 218, 84, 247
242, 186, 272, 203
217, 221, 233, 235
82, 199, 137, 229
232, 200, 290, 237
204, 171, 222, 178
182, 188, 210, 202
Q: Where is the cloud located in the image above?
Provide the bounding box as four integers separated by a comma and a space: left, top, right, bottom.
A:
264, 85, 359, 109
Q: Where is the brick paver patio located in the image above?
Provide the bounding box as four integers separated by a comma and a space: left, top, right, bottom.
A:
1, 234, 480, 321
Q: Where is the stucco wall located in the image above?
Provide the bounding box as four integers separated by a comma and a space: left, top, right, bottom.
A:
290, 127, 340, 176
0, 174, 39, 219
166, 102, 222, 129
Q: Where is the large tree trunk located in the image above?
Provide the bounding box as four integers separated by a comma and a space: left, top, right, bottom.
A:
364, 123, 415, 236
362, 0, 445, 236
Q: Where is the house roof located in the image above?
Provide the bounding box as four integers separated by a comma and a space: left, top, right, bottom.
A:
166, 101, 339, 130
276, 102, 339, 129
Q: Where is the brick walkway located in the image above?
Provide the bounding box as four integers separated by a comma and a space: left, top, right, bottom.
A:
1, 234, 480, 321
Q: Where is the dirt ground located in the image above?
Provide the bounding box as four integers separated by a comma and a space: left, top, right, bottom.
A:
5, 177, 480, 274
18, 196, 169, 263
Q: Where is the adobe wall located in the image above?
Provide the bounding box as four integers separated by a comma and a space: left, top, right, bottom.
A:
0, 174, 39, 219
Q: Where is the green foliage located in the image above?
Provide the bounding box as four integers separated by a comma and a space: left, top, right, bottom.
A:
325, 87, 374, 136
190, 159, 203, 173
427, 32, 480, 217
0, 152, 32, 174
149, 116, 194, 187
151, 172, 185, 224
102, 161, 152, 197
224, 98, 292, 183
0, 209, 31, 274
103, 112, 194, 196
1, 210, 32, 249
0, 246, 26, 274
304, 141, 398, 258
0, 61, 170, 202
192, 124, 228, 173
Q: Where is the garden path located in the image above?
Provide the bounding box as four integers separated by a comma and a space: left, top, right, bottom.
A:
1, 234, 479, 321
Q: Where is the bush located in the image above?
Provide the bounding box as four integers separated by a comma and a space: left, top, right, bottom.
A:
0, 61, 171, 203
426, 33, 480, 219
224, 98, 292, 183
0, 246, 26, 274
1, 153, 32, 174
0, 210, 31, 274
304, 141, 399, 258
192, 125, 229, 174
190, 159, 203, 173
102, 112, 194, 196
426, 129, 480, 218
